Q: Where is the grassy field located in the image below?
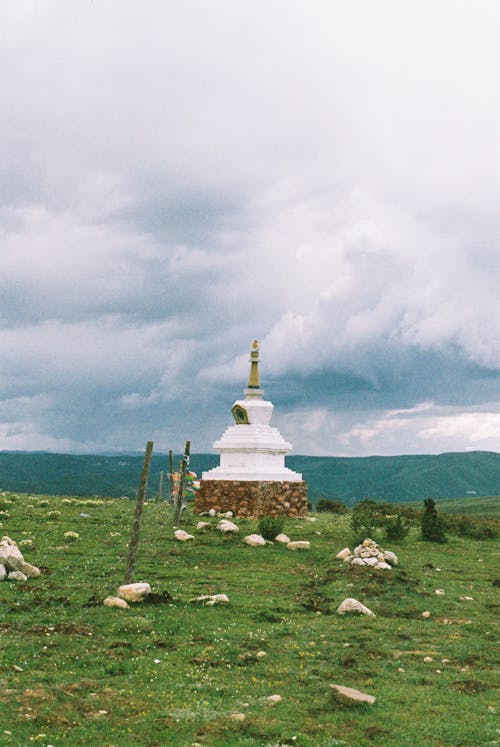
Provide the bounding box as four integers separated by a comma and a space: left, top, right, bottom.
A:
0, 492, 498, 747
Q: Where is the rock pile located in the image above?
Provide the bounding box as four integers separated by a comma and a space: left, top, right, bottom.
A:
0, 535, 41, 582
336, 538, 397, 570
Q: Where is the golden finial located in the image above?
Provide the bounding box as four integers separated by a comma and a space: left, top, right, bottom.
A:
247, 340, 260, 389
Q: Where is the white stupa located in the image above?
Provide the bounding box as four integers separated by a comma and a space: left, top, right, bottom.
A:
202, 340, 302, 482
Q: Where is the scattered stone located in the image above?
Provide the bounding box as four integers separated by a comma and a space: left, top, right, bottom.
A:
336, 547, 352, 561
460, 596, 474, 601
13, 665, 24, 673
174, 529, 194, 542
330, 684, 376, 705
423, 656, 433, 663
383, 550, 398, 565
117, 582, 151, 602
274, 533, 291, 544
8, 571, 28, 582
0, 538, 24, 570
230, 713, 245, 721
350, 558, 365, 567
196, 521, 211, 530
208, 509, 217, 517
222, 511, 234, 518
217, 520, 239, 533
243, 533, 266, 547
337, 598, 375, 616
0, 536, 41, 582
422, 611, 431, 618
435, 589, 445, 595
376, 561, 392, 570
287, 541, 310, 551
256, 650, 267, 658
190, 593, 229, 605
20, 562, 41, 578
104, 596, 129, 609
305, 517, 317, 522
267, 694, 282, 703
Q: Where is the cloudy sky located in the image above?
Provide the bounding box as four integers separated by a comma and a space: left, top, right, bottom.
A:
1, 0, 499, 457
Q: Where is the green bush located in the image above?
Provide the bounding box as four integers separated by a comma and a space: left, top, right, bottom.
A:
444, 513, 499, 540
316, 498, 348, 514
421, 498, 447, 543
384, 513, 411, 541
350, 500, 385, 543
258, 515, 284, 541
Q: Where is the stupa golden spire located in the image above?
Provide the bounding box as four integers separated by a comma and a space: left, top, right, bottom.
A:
247, 340, 260, 389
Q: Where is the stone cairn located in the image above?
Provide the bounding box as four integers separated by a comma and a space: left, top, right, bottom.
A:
0, 535, 41, 582
336, 538, 398, 570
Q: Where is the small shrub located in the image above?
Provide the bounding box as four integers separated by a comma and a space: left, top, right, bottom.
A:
47, 510, 62, 520
385, 513, 411, 542
64, 531, 80, 543
350, 500, 385, 543
421, 498, 447, 543
316, 498, 348, 514
258, 515, 284, 541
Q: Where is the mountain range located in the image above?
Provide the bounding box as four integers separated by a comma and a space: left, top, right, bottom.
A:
0, 450, 498, 506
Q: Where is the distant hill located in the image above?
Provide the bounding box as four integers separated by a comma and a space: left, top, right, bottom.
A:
0, 450, 498, 506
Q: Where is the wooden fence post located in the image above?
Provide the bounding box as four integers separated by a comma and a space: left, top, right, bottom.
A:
173, 440, 190, 527
124, 440, 154, 584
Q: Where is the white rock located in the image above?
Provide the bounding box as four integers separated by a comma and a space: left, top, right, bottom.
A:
422, 611, 431, 618
117, 582, 151, 602
0, 564, 7, 580
104, 596, 129, 609
229, 713, 245, 721
222, 511, 234, 518
217, 520, 239, 533
350, 557, 365, 566
336, 547, 352, 560
8, 570, 28, 582
336, 598, 375, 616
191, 593, 229, 605
383, 550, 398, 565
256, 650, 267, 658
0, 541, 24, 571
266, 694, 282, 703
20, 562, 41, 578
343, 555, 354, 563
1, 535, 17, 545
174, 529, 194, 542
287, 541, 310, 551
330, 684, 376, 705
362, 557, 379, 566
305, 517, 317, 522
435, 588, 445, 595
208, 509, 217, 517
196, 521, 212, 530
423, 656, 433, 663
243, 533, 266, 547
376, 561, 392, 570
274, 533, 291, 544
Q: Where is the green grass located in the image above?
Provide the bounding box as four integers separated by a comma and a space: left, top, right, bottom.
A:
0, 492, 498, 746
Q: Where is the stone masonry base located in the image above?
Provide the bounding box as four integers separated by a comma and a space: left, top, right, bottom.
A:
194, 480, 309, 518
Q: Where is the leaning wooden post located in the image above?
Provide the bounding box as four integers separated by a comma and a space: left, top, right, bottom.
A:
173, 440, 190, 527
158, 470, 164, 501
125, 440, 154, 584
168, 450, 174, 502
